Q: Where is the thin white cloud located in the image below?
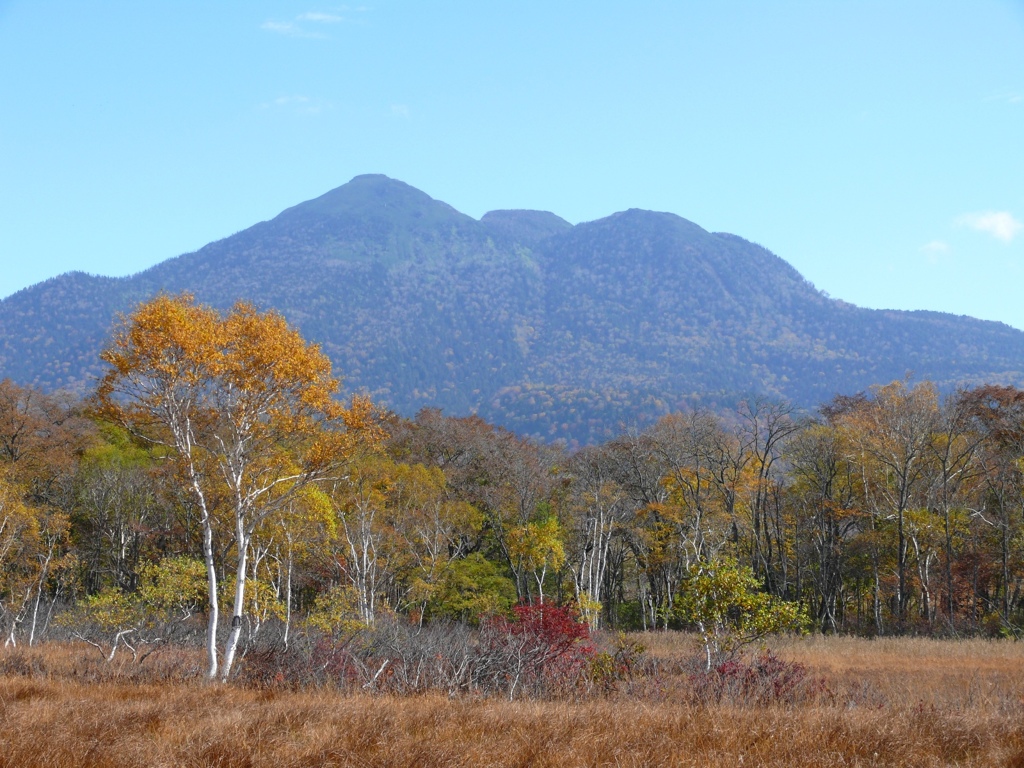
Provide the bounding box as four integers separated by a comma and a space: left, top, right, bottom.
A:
955, 211, 1023, 243
261, 20, 327, 39
920, 240, 950, 254
299, 12, 344, 23
985, 91, 1023, 105
259, 95, 330, 115
263, 8, 366, 37
271, 95, 310, 106
261, 20, 293, 34
920, 240, 951, 265
391, 104, 410, 119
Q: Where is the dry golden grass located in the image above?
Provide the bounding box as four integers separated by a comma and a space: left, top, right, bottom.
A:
2, 637, 1023, 767
643, 631, 1024, 712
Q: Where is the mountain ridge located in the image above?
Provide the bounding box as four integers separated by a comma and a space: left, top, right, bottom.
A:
2, 174, 1023, 444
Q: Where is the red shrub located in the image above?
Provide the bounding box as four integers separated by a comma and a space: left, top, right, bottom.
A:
478, 602, 595, 698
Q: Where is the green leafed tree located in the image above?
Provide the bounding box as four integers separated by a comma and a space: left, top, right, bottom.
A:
427, 553, 517, 624
674, 554, 807, 670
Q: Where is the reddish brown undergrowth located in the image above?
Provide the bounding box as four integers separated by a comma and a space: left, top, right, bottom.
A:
2, 637, 1024, 767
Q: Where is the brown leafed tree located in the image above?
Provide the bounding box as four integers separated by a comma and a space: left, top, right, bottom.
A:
835, 381, 940, 626
0, 379, 94, 505
0, 381, 91, 646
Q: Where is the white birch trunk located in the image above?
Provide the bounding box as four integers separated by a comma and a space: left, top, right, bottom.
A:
220, 525, 251, 681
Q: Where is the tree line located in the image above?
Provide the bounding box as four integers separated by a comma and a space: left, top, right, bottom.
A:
2, 296, 1023, 677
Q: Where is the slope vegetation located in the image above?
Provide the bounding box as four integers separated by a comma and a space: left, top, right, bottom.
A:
2, 174, 1022, 443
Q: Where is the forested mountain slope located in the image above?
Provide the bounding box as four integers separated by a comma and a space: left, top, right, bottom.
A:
2, 174, 1023, 443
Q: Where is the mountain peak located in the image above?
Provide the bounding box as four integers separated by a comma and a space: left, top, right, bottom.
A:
480, 209, 572, 245
349, 173, 397, 184
271, 174, 469, 228
602, 208, 709, 234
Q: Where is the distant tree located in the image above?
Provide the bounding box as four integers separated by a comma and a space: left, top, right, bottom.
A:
674, 554, 807, 671
63, 556, 208, 662
384, 461, 483, 623
71, 427, 166, 594
960, 385, 1024, 630
0, 379, 94, 504
0, 381, 88, 647
733, 399, 801, 598
507, 515, 565, 605
602, 429, 674, 629
0, 473, 50, 646
325, 454, 393, 626
564, 444, 632, 628
389, 409, 560, 603
427, 553, 517, 624
834, 382, 940, 626
787, 422, 863, 632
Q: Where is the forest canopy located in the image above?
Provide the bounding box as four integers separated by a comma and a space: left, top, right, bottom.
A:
2, 295, 1024, 685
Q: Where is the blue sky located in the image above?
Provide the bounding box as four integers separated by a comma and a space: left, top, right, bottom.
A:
2, 2, 1023, 328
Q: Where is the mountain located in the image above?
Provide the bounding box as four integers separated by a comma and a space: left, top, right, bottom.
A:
2, 174, 1024, 444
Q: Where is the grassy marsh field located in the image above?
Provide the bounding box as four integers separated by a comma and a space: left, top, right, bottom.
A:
2, 635, 1023, 767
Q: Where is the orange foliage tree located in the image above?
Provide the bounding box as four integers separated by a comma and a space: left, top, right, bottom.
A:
96, 294, 381, 680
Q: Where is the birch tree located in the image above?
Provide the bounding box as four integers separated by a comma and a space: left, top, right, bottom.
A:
565, 445, 631, 628
96, 294, 380, 680
836, 382, 939, 625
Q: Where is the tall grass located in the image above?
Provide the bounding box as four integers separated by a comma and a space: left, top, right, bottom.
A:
2, 636, 1023, 767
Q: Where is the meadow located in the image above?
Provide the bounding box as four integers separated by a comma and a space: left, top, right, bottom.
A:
2, 634, 1023, 767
